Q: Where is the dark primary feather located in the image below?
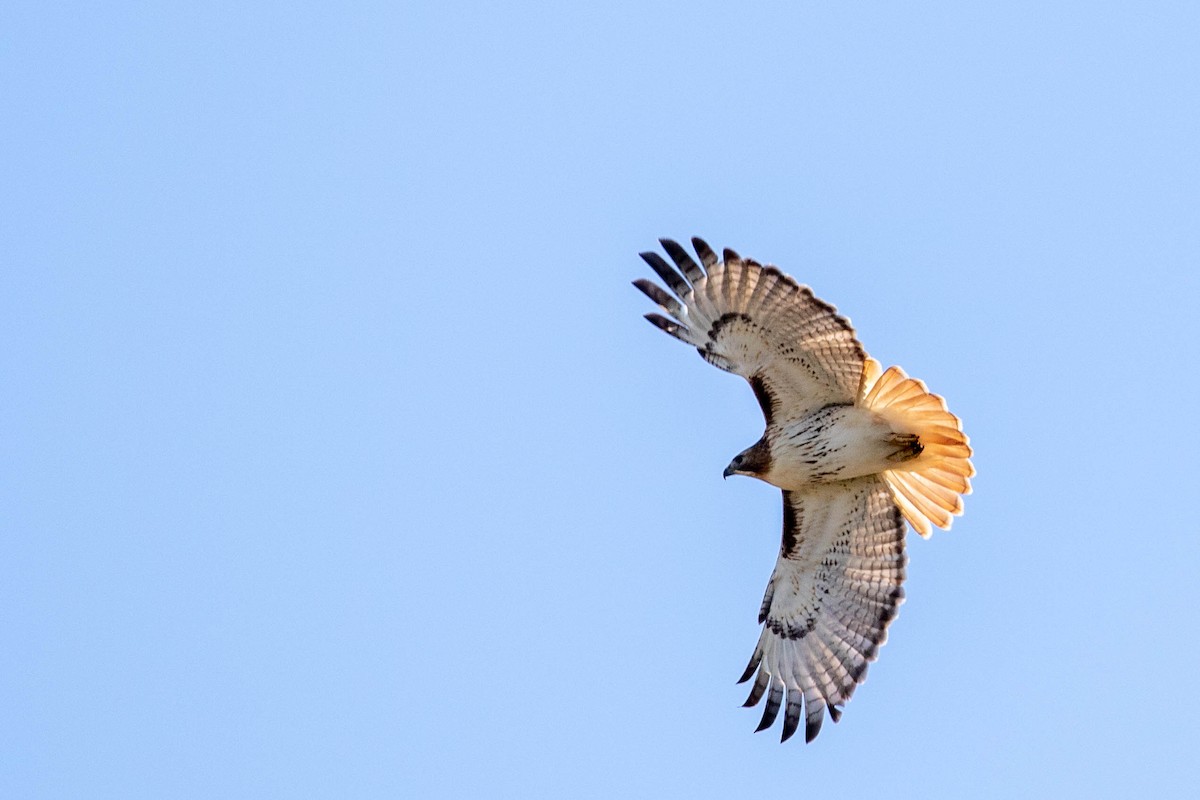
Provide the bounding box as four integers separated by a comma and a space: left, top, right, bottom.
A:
634, 238, 868, 420
742, 670, 769, 708
659, 238, 705, 284
738, 650, 762, 684
643, 313, 689, 344
805, 708, 824, 744
632, 278, 683, 320
691, 237, 718, 269
638, 251, 690, 299
782, 695, 803, 742
756, 684, 784, 732
737, 481, 907, 743
631, 239, 906, 745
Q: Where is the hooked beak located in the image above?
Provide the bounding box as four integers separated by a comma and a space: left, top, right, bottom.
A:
723, 465, 735, 479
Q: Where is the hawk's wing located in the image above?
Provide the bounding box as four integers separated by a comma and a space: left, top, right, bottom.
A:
634, 237, 865, 424
740, 477, 907, 742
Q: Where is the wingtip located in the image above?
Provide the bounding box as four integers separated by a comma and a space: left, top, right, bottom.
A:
755, 686, 783, 732
736, 652, 761, 684
804, 716, 823, 744
691, 237, 718, 268
780, 697, 802, 742
659, 237, 704, 282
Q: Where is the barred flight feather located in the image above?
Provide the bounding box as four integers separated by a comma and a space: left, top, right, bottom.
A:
633, 238, 973, 743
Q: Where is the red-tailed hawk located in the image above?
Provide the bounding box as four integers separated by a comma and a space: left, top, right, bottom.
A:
634, 238, 973, 743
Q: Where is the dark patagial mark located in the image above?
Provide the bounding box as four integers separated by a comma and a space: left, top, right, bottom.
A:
659, 238, 705, 283
749, 373, 777, 425
780, 491, 801, 557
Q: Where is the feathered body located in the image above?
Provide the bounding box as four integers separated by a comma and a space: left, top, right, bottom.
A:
746, 403, 913, 487
634, 237, 973, 743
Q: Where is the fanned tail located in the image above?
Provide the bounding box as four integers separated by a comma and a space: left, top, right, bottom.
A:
858, 358, 974, 538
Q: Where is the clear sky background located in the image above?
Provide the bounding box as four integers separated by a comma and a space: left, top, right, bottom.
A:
3, 2, 1199, 797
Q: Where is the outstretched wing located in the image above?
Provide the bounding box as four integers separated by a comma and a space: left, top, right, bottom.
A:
634, 237, 865, 423
740, 477, 907, 743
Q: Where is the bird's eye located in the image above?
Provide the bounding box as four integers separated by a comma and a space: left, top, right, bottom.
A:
734, 455, 744, 464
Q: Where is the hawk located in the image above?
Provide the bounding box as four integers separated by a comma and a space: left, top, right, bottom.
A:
634, 238, 973, 743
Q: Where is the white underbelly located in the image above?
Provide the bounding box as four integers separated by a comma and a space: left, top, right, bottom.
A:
769, 404, 900, 488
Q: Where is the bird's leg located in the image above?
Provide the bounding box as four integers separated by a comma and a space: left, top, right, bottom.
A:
885, 433, 924, 463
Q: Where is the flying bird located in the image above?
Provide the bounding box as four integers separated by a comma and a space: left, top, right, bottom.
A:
634, 238, 973, 743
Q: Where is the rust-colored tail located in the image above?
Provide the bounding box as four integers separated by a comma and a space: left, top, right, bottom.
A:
858, 358, 974, 538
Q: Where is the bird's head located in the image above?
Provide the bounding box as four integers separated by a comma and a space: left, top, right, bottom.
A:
723, 439, 772, 480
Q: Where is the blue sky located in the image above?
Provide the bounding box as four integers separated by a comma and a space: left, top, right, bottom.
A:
3, 1, 1198, 797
